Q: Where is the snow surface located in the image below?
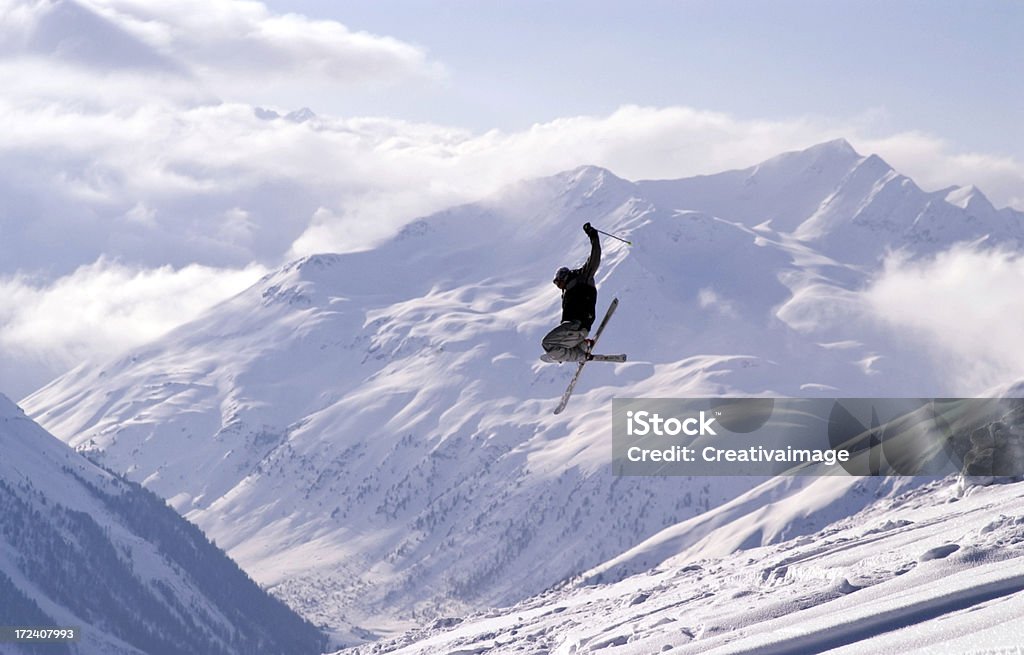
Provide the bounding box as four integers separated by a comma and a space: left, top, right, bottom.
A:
0, 396, 146, 654
20, 140, 1024, 644
335, 479, 1024, 655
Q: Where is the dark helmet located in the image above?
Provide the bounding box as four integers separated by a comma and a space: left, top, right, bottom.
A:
553, 267, 572, 286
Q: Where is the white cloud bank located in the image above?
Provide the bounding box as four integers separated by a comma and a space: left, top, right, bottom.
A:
862, 246, 1024, 394
5, 99, 1021, 271
0, 260, 267, 396
1, 0, 439, 84
782, 244, 1024, 395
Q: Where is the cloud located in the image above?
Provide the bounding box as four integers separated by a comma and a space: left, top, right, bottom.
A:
0, 259, 267, 398
861, 245, 1024, 393
10, 0, 184, 72
0, 0, 440, 90
3, 97, 1022, 271
283, 105, 1024, 256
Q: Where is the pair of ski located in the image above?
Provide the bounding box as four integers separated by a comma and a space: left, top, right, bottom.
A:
553, 297, 625, 414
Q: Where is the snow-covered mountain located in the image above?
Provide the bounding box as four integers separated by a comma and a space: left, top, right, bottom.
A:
637, 139, 1024, 264
0, 394, 325, 655
21, 140, 1024, 641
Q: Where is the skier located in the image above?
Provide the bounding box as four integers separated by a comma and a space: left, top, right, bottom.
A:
541, 222, 601, 363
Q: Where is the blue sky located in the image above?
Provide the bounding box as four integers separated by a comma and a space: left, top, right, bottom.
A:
262, 0, 1023, 158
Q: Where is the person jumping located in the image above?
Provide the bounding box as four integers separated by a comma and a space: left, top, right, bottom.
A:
541, 222, 601, 363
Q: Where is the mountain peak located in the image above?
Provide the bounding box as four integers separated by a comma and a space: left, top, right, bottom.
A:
555, 165, 635, 202
762, 138, 863, 171
740, 139, 866, 191
285, 107, 317, 123
252, 253, 348, 307
860, 152, 896, 174
561, 164, 622, 187
814, 138, 859, 156
945, 185, 996, 213
286, 253, 345, 273
253, 107, 318, 123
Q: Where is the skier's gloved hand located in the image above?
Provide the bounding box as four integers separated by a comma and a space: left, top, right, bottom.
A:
583, 222, 597, 237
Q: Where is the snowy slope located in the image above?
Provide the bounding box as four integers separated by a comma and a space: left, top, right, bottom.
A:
636, 139, 867, 234
336, 478, 1024, 655
21, 141, 1024, 640
579, 475, 927, 587
0, 394, 325, 655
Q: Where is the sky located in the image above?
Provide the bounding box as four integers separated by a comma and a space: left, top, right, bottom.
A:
260, 0, 1024, 154
0, 0, 1022, 398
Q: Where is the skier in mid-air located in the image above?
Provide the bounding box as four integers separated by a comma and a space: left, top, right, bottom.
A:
541, 222, 602, 363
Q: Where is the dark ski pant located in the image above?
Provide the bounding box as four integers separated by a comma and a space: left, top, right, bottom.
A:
542, 320, 590, 362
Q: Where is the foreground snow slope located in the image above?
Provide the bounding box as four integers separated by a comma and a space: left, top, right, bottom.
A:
339, 479, 1024, 655
580, 475, 927, 587
22, 141, 1024, 636
0, 394, 324, 655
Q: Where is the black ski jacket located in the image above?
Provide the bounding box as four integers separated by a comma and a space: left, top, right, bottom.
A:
561, 231, 601, 330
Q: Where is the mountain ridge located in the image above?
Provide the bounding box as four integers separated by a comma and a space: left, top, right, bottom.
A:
21, 139, 1024, 639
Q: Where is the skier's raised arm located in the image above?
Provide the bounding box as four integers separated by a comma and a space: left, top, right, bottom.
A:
580, 222, 601, 283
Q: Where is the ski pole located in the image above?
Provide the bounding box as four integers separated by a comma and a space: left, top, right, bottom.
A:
595, 228, 632, 246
